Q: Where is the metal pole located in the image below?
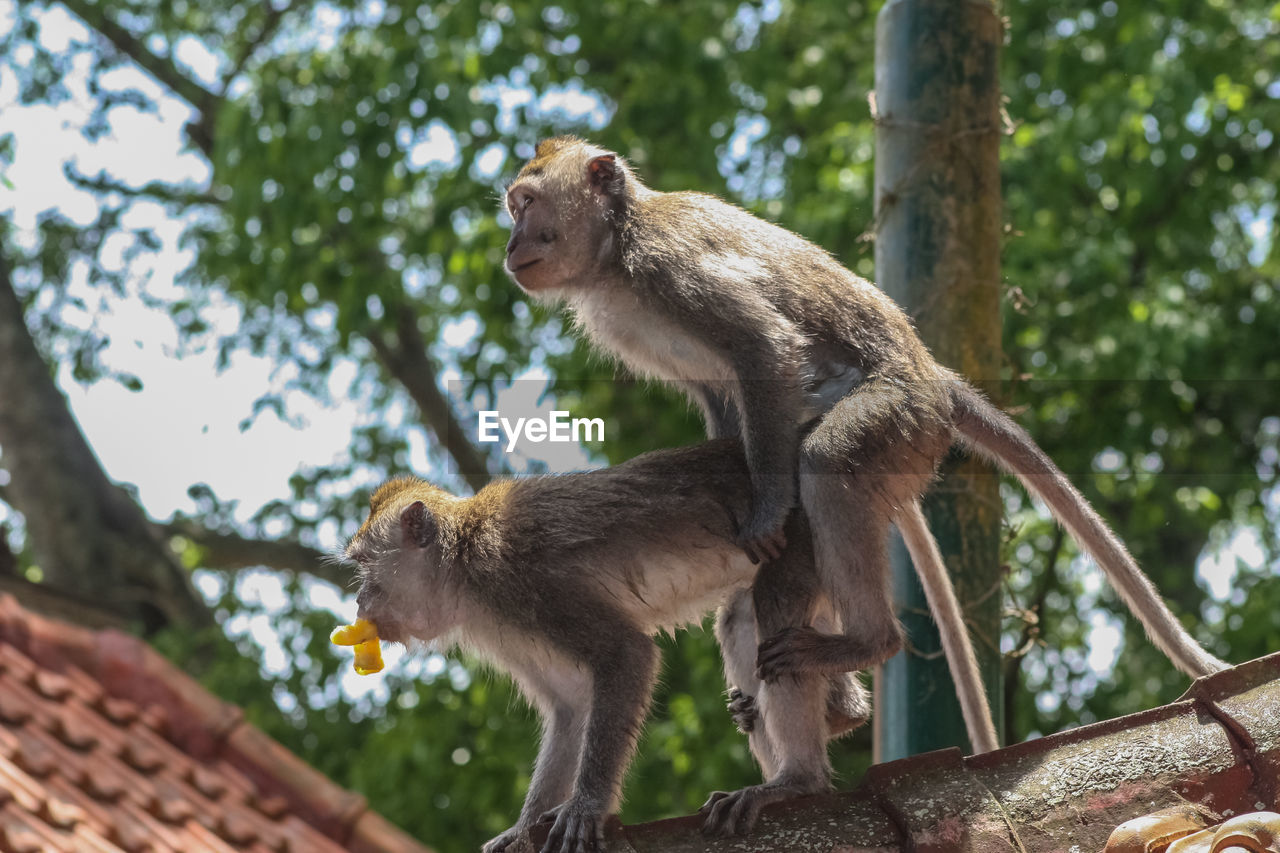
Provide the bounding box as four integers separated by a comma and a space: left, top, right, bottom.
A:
872, 0, 1004, 762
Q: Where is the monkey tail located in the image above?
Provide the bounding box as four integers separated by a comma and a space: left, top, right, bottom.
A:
898, 500, 1000, 754
948, 382, 1229, 678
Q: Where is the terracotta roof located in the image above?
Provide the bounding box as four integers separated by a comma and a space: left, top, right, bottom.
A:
0, 593, 433, 853
533, 651, 1280, 852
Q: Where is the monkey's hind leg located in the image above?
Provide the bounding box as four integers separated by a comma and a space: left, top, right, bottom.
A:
758, 382, 949, 682
754, 491, 901, 681
703, 513, 835, 838
825, 670, 871, 738
700, 669, 833, 838
713, 588, 868, 780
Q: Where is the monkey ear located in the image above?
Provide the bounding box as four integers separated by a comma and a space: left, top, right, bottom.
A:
400, 501, 438, 549
587, 154, 620, 194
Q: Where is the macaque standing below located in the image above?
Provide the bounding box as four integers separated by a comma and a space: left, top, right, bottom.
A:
343, 441, 894, 853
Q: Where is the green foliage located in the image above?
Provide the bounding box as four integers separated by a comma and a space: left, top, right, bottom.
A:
997, 0, 1280, 735
2, 0, 1277, 849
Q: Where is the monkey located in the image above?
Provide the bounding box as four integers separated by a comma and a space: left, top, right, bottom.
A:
343, 440, 909, 853
501, 137, 1229, 811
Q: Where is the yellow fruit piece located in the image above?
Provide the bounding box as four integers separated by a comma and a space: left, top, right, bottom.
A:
332, 618, 384, 675
353, 640, 384, 676
331, 617, 379, 646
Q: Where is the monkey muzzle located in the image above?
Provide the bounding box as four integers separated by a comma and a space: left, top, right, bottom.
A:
504, 227, 556, 283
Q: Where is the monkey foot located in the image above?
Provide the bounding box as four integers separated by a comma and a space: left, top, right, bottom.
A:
482, 826, 535, 853
726, 687, 758, 734
699, 777, 829, 837
537, 801, 606, 853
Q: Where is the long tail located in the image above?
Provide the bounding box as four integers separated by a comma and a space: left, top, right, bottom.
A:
949, 383, 1228, 677
898, 500, 1000, 754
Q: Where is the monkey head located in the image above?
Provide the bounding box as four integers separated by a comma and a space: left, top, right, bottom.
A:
344, 477, 460, 646
502, 136, 637, 298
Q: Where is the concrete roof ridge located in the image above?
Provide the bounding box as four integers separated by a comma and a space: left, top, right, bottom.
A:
531, 651, 1280, 852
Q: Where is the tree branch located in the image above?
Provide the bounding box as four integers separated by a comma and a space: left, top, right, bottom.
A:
59, 0, 221, 155
0, 525, 17, 577
0, 573, 129, 630
39, 4, 493, 512
366, 305, 493, 493
64, 163, 216, 207
163, 521, 350, 588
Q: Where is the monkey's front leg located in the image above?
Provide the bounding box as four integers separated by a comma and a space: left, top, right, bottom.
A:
483, 701, 587, 853
538, 634, 659, 853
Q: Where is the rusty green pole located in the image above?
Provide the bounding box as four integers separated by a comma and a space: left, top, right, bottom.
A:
872, 0, 1005, 761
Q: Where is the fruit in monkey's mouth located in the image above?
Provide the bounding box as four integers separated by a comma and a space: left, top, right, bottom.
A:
331, 618, 384, 675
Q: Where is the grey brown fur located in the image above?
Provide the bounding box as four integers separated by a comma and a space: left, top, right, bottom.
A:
345, 441, 866, 853
503, 137, 1228, 811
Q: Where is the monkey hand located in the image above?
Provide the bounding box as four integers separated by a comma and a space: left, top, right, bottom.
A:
536, 800, 606, 853
330, 618, 384, 675
726, 687, 758, 734
736, 500, 789, 565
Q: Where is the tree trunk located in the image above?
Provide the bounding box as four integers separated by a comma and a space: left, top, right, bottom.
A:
0, 255, 211, 631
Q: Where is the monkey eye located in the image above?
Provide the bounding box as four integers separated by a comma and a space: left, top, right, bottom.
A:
509, 192, 534, 215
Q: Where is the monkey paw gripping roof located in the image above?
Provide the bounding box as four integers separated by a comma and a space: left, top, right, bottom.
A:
0, 594, 431, 853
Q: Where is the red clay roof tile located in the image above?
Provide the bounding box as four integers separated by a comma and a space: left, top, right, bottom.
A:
0, 593, 434, 853
0, 755, 48, 813
0, 687, 33, 726
1, 804, 68, 852
97, 696, 141, 727
80, 755, 130, 804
